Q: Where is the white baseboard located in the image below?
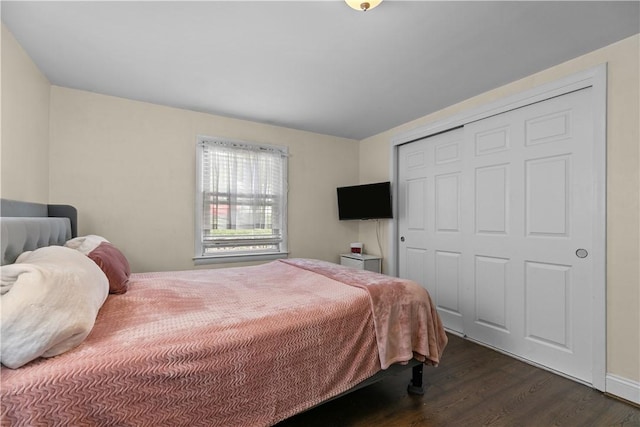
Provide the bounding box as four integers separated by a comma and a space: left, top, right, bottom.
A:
606, 374, 640, 405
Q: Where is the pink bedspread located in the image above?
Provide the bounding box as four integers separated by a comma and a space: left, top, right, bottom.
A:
281, 259, 447, 368
1, 259, 445, 426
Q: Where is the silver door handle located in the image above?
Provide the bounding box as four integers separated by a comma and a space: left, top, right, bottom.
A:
400, 236, 405, 242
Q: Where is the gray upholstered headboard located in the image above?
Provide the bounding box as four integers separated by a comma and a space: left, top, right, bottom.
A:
0, 199, 78, 265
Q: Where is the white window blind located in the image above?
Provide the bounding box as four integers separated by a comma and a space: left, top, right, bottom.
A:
196, 137, 288, 260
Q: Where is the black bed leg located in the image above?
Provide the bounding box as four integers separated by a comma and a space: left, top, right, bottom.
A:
407, 364, 425, 395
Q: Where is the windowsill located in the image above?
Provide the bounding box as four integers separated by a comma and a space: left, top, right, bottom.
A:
193, 252, 289, 265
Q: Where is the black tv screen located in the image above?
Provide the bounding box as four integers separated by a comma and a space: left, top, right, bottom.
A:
337, 181, 393, 220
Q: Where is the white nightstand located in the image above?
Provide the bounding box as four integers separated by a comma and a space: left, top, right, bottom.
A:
340, 253, 382, 273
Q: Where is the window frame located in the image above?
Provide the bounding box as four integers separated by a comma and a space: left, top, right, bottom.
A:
194, 135, 289, 264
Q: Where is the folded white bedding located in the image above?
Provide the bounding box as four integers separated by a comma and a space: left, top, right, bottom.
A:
0, 246, 108, 369
64, 234, 108, 255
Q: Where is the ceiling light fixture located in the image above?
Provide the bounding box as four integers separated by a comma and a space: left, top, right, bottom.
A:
345, 0, 382, 12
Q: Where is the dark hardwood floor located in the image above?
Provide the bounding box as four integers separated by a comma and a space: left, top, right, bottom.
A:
277, 334, 640, 426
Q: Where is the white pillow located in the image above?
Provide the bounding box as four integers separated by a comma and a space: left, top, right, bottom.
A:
64, 234, 109, 255
0, 246, 109, 369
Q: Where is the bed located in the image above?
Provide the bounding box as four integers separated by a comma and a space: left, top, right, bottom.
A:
0, 199, 447, 426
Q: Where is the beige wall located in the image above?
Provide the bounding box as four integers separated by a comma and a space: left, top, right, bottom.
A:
359, 35, 640, 383
48, 87, 360, 272
1, 25, 50, 202
1, 21, 360, 277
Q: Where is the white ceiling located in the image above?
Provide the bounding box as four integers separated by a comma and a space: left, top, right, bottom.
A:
2, 1, 639, 140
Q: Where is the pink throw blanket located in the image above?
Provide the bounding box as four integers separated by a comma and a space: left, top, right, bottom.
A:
280, 259, 447, 368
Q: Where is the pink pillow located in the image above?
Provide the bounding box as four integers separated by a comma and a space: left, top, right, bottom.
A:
87, 242, 131, 294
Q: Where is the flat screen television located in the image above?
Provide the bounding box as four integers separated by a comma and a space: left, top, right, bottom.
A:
337, 181, 393, 220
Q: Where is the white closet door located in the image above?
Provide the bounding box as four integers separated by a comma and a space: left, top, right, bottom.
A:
462, 88, 594, 384
398, 87, 596, 384
398, 128, 465, 333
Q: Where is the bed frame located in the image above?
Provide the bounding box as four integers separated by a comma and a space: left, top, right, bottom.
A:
325, 359, 425, 404
0, 198, 426, 406
0, 199, 77, 266
0, 199, 77, 237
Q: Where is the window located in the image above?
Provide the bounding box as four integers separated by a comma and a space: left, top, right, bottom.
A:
195, 136, 288, 262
